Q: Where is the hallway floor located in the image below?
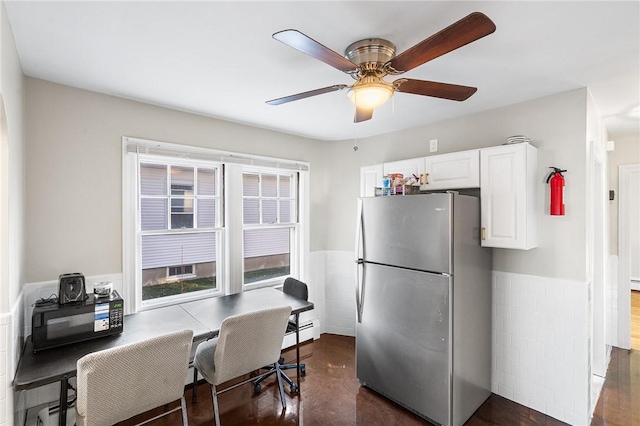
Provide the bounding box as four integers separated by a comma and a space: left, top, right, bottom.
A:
631, 290, 640, 350
117, 334, 639, 425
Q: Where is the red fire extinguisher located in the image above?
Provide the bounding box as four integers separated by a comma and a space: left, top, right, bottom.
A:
546, 167, 566, 216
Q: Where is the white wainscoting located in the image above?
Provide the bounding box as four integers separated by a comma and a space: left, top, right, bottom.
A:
323, 251, 356, 337
2, 292, 23, 426
492, 271, 590, 425
1, 311, 11, 426
607, 255, 619, 348
308, 251, 327, 335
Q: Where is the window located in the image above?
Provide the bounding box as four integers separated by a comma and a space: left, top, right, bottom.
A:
137, 160, 221, 307
168, 264, 195, 279
123, 137, 309, 313
242, 171, 297, 286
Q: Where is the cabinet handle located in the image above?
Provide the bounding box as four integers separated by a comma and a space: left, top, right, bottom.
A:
481, 227, 486, 240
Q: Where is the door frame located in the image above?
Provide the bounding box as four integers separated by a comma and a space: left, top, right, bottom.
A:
589, 142, 607, 378
618, 163, 640, 349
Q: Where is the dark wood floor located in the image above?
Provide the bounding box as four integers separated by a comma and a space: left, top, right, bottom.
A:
119, 334, 640, 425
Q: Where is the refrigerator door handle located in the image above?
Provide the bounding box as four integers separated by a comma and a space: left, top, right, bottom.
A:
355, 199, 364, 323
355, 198, 364, 261
356, 260, 365, 323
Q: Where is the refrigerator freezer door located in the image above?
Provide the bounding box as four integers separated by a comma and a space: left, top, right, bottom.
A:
360, 194, 452, 274
356, 262, 451, 425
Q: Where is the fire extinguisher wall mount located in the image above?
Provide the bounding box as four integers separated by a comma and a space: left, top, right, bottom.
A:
546, 166, 566, 216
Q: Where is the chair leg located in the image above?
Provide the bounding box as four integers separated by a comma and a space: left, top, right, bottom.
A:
274, 363, 287, 410
192, 368, 198, 403
280, 362, 306, 373
180, 396, 189, 426
211, 384, 221, 426
253, 368, 276, 387
279, 368, 295, 389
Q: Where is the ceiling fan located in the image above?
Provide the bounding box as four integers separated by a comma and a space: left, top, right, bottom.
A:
266, 12, 496, 123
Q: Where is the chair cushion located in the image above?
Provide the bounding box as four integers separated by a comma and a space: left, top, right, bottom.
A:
193, 337, 218, 384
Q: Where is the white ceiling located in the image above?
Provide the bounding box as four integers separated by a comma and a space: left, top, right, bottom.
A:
5, 1, 639, 141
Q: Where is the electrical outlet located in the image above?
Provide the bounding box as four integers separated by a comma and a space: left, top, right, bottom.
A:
429, 139, 438, 153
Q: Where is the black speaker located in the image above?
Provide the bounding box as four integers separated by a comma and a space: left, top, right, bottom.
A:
58, 273, 87, 304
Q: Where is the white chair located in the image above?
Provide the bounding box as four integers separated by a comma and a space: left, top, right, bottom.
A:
193, 306, 292, 426
75, 329, 194, 426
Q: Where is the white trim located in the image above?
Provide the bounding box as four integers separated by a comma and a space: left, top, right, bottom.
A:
588, 140, 607, 379
225, 163, 243, 295
124, 138, 310, 306
299, 169, 311, 283
618, 163, 640, 349
241, 168, 300, 289
122, 141, 138, 314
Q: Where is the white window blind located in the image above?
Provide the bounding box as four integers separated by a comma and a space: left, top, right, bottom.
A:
242, 170, 297, 286
141, 233, 217, 269
125, 137, 309, 172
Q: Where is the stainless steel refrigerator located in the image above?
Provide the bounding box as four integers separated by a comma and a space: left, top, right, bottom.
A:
355, 192, 492, 426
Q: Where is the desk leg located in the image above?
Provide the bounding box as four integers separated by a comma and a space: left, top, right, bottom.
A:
295, 313, 300, 391
59, 375, 68, 426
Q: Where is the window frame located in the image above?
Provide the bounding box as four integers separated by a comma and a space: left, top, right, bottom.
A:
167, 264, 196, 280
241, 167, 299, 290
136, 156, 223, 310
122, 137, 310, 314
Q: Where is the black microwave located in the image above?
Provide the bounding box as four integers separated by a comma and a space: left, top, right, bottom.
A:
32, 291, 124, 352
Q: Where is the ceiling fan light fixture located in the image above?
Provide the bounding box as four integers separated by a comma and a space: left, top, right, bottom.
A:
347, 81, 395, 110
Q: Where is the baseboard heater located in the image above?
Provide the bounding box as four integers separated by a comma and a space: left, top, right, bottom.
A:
282, 319, 319, 350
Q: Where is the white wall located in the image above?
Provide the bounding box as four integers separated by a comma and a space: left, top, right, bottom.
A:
24, 78, 330, 284
324, 89, 590, 282
0, 0, 25, 425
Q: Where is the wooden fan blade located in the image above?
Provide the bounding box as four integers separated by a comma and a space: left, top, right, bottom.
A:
266, 84, 348, 105
354, 107, 373, 123
395, 79, 477, 101
273, 29, 358, 74
386, 12, 496, 73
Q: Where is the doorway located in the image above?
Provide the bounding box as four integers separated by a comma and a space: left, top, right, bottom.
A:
619, 164, 640, 350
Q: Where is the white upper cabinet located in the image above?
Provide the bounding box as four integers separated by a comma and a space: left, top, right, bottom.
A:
480, 142, 537, 249
423, 149, 480, 190
360, 164, 384, 197
383, 158, 425, 180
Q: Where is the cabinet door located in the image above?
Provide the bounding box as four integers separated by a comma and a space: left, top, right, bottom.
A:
360, 164, 383, 197
424, 149, 480, 190
480, 143, 537, 249
383, 158, 425, 180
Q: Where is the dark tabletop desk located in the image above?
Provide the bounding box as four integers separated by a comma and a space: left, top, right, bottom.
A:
14, 287, 314, 426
